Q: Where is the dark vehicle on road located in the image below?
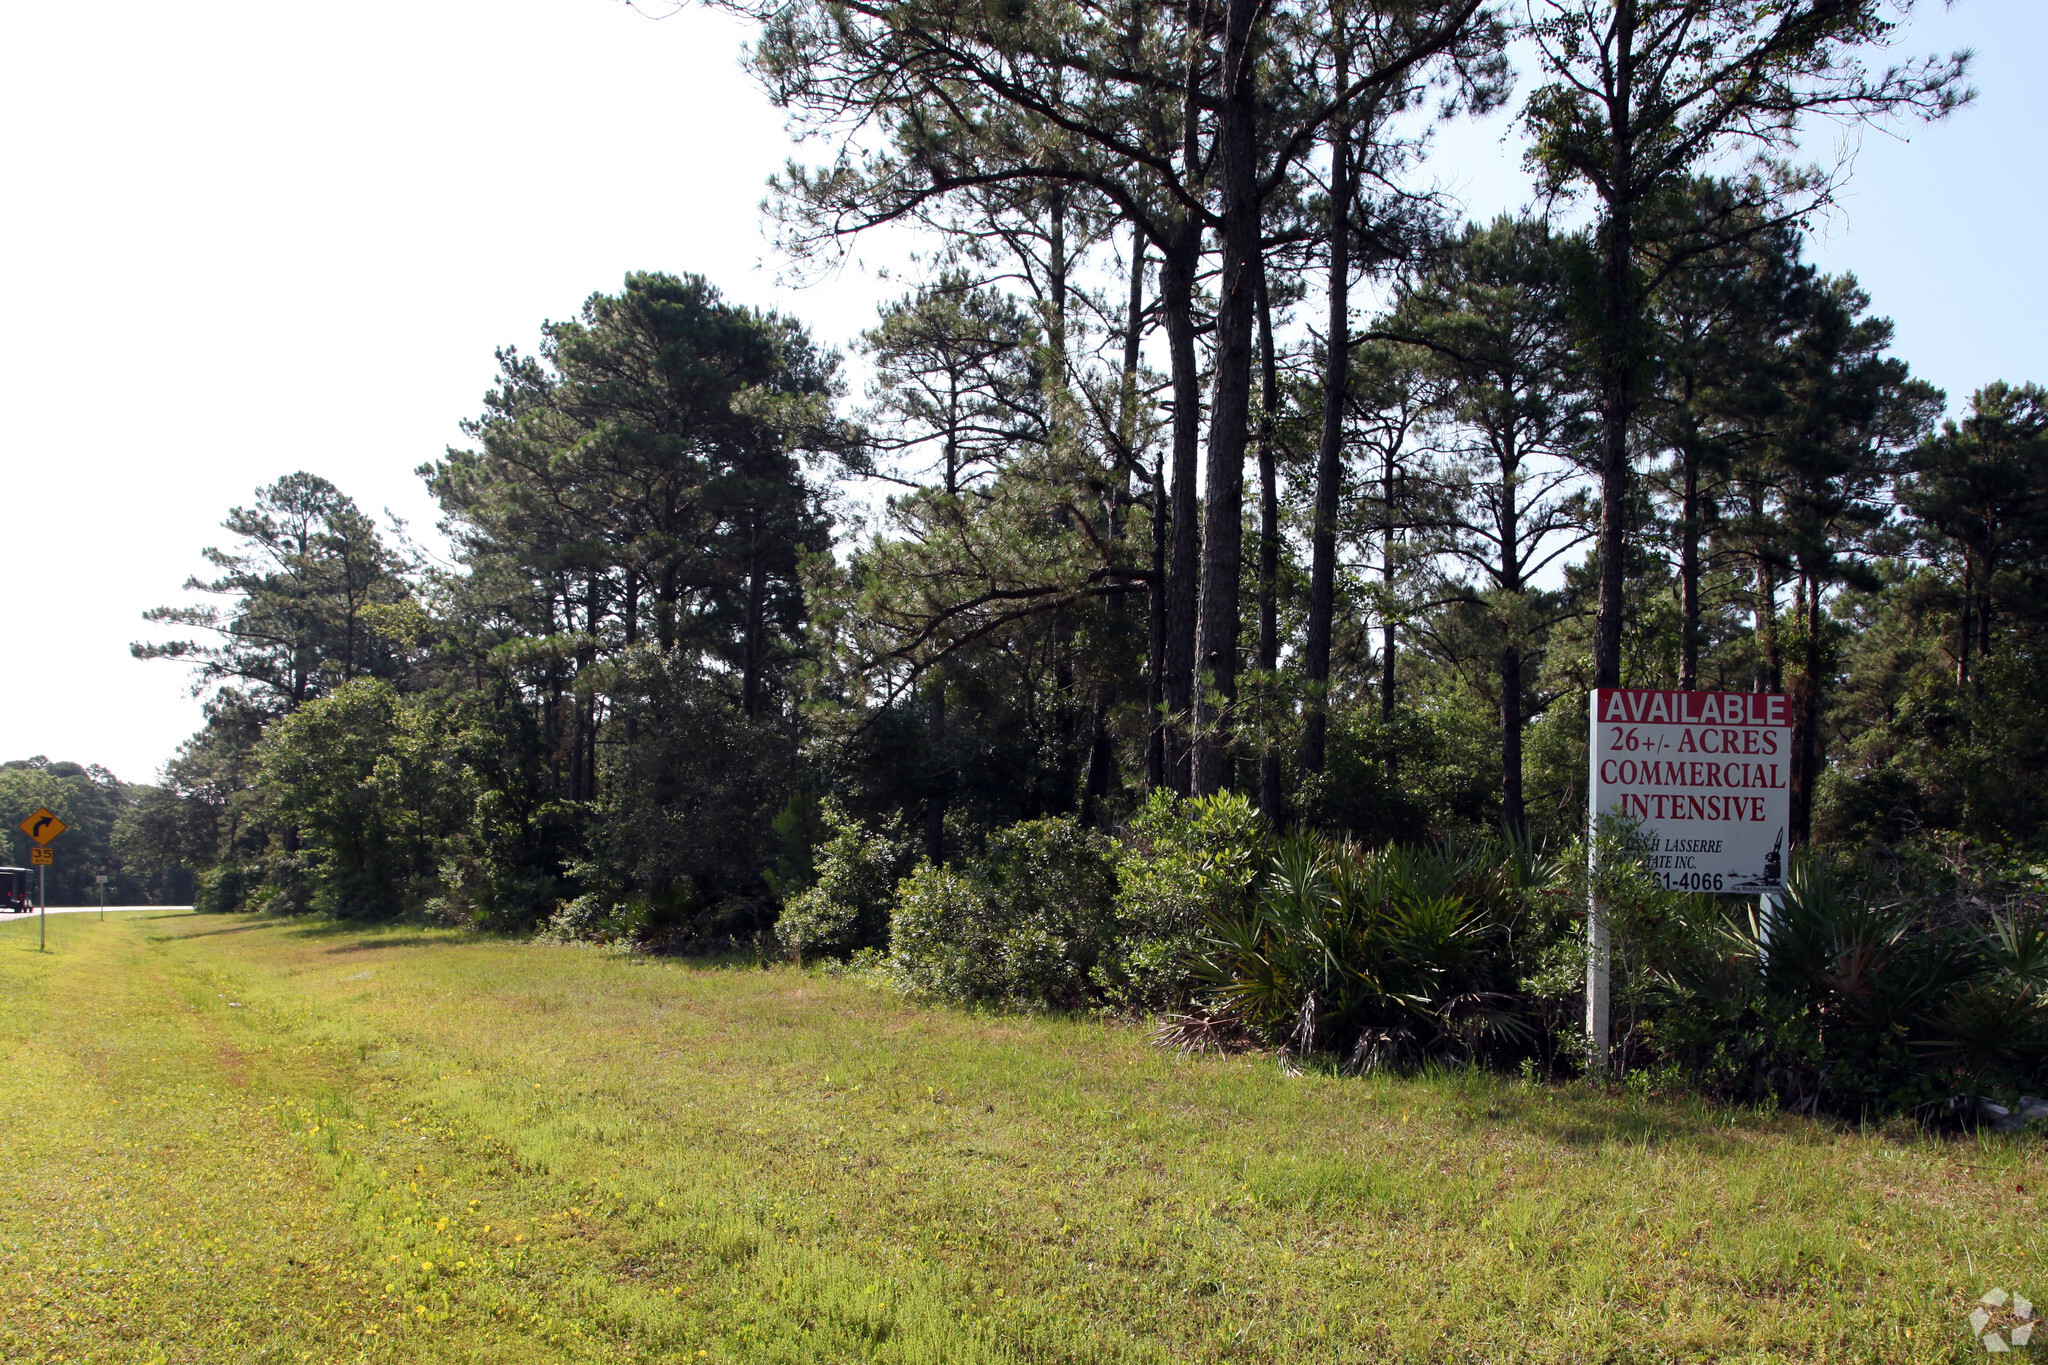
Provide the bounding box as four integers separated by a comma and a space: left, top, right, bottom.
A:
0, 867, 31, 913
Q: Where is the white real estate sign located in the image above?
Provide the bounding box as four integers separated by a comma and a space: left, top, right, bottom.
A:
1588, 688, 1790, 894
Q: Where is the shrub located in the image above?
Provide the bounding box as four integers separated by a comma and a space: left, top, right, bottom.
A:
775, 801, 907, 960
581, 647, 802, 948
887, 816, 1116, 1009
194, 861, 257, 915
257, 679, 469, 919
1194, 832, 1536, 1068
1604, 834, 2048, 1115
1101, 791, 1272, 1011
539, 892, 626, 944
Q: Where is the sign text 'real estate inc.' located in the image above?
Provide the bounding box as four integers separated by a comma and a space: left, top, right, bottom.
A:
1589, 688, 1789, 893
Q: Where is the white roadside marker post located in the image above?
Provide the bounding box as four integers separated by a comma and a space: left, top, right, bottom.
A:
1585, 697, 1610, 1075
1586, 875, 1610, 1076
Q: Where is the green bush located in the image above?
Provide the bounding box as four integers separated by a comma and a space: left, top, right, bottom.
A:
580, 647, 803, 948
882, 800, 2042, 1114
775, 801, 907, 960
1602, 830, 2048, 1115
1194, 832, 1544, 1068
1099, 791, 1272, 1011
193, 861, 257, 915
257, 679, 467, 919
887, 816, 1116, 1009
539, 892, 627, 944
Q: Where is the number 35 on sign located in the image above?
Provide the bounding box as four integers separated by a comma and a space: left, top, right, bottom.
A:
1589, 688, 1789, 893
30, 846, 53, 866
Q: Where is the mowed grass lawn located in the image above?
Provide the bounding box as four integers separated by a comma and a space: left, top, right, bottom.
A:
0, 914, 2041, 1365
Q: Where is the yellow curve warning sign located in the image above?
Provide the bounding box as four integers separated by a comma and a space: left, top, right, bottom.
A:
19, 808, 66, 846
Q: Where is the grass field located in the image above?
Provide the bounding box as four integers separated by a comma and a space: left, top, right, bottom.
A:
0, 912, 2041, 1364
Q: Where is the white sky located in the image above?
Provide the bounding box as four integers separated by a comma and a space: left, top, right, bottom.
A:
2, 0, 2040, 784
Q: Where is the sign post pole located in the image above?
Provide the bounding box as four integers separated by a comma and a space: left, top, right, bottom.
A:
1757, 888, 1782, 968
18, 809, 68, 954
1586, 868, 1610, 1075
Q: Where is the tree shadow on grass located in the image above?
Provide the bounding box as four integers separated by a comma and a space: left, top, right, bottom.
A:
319, 935, 448, 954
273, 918, 523, 956
1433, 1072, 1794, 1156
1272, 1059, 1786, 1157
144, 914, 462, 956
146, 919, 277, 943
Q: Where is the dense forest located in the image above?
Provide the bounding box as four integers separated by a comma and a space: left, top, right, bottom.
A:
18, 0, 2046, 1112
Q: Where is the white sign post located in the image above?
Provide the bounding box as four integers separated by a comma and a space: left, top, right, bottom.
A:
1585, 688, 1791, 1071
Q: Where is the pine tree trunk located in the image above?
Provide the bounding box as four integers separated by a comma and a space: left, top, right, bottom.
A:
1754, 544, 1780, 694
1381, 443, 1399, 749
1082, 688, 1114, 828
1254, 258, 1283, 821
1045, 188, 1072, 430
1147, 448, 1169, 792
1053, 605, 1079, 815
1789, 571, 1822, 845
1977, 575, 1992, 667
1090, 226, 1147, 818
1112, 226, 1146, 620
1160, 221, 1203, 796
1500, 435, 1525, 837
1590, 4, 1638, 692
1302, 55, 1350, 783
741, 517, 766, 717
926, 672, 947, 865
656, 563, 677, 654
1190, 0, 1262, 796
1501, 643, 1524, 835
1957, 557, 1973, 686
1679, 434, 1700, 691
622, 568, 640, 744
577, 572, 602, 803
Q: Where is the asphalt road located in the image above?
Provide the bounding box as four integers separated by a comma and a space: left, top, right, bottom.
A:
0, 906, 192, 917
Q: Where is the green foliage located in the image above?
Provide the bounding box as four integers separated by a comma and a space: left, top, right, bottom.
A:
430, 782, 573, 933
1098, 791, 1272, 1012
1298, 699, 1501, 843
120, 239, 2048, 1125
424, 270, 837, 709
577, 649, 802, 947
193, 861, 259, 917
1921, 905, 2048, 1093
887, 817, 1116, 1009
774, 800, 907, 960
1824, 590, 2048, 848
1592, 830, 2048, 1115
136, 693, 271, 911
257, 679, 469, 919
1195, 831, 1562, 1068
135, 472, 412, 711
0, 757, 184, 905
